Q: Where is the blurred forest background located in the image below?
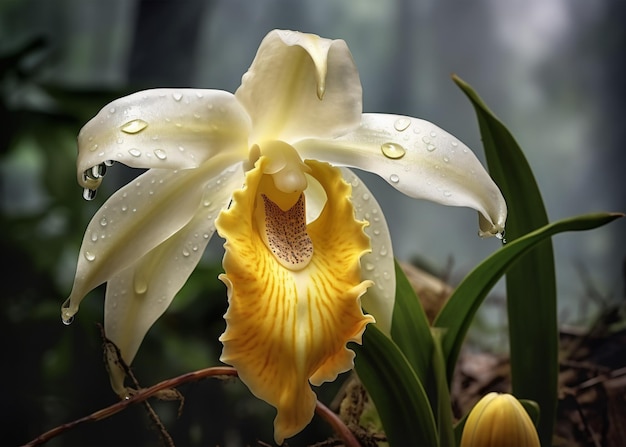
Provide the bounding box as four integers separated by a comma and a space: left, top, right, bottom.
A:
1, 0, 624, 445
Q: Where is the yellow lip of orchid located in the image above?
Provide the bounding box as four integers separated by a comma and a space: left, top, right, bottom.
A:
61, 29, 507, 443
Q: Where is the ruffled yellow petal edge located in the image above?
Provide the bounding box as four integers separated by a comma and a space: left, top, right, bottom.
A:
215, 157, 374, 444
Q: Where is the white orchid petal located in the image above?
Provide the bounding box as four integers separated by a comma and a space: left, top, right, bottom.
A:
295, 113, 507, 237
104, 164, 244, 396
341, 168, 395, 335
235, 30, 362, 143
77, 89, 250, 188
62, 153, 242, 323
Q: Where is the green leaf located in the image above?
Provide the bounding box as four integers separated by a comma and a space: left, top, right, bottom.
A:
453, 74, 556, 445
390, 260, 433, 385
431, 329, 455, 447
434, 212, 622, 380
354, 324, 439, 447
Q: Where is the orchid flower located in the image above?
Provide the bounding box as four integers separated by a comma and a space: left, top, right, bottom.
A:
61, 29, 506, 444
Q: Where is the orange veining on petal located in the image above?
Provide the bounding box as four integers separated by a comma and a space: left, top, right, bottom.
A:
215, 157, 373, 444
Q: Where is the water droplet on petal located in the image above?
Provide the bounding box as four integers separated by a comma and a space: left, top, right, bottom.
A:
90, 233, 98, 242
62, 315, 74, 325
380, 142, 407, 159
451, 140, 458, 147
362, 193, 370, 201
443, 190, 452, 197
154, 149, 167, 160
172, 92, 183, 101
92, 164, 106, 178
496, 230, 507, 244
389, 174, 400, 183
394, 117, 411, 132
121, 119, 148, 134
100, 217, 108, 227
380, 245, 388, 256
128, 148, 142, 157
84, 251, 96, 261
430, 131, 437, 138
182, 248, 190, 257
426, 144, 437, 152
134, 277, 148, 294
83, 188, 97, 201
365, 262, 375, 271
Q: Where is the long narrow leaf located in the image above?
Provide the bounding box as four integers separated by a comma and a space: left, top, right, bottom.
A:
390, 260, 434, 385
354, 325, 439, 447
453, 74, 557, 445
434, 212, 621, 380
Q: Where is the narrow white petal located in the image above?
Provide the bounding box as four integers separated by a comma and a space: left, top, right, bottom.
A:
104, 164, 244, 395
77, 89, 250, 188
341, 168, 395, 335
295, 113, 507, 237
62, 154, 243, 322
235, 30, 362, 143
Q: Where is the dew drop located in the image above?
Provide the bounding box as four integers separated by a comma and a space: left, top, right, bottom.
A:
443, 190, 452, 197
430, 131, 437, 138
380, 142, 407, 160
172, 92, 183, 101
84, 251, 96, 261
83, 188, 97, 201
426, 144, 437, 152
128, 148, 142, 157
496, 230, 507, 244
121, 205, 128, 212
389, 174, 400, 183
154, 149, 167, 160
365, 262, 375, 271
380, 245, 388, 256
62, 315, 74, 326
182, 248, 190, 257
100, 217, 108, 227
90, 233, 98, 242
109, 107, 116, 114
362, 193, 370, 201
134, 277, 148, 294
393, 117, 411, 132
451, 140, 458, 147
121, 119, 148, 134
92, 164, 106, 178
443, 156, 450, 163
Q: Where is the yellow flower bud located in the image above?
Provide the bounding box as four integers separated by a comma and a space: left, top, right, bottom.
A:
460, 392, 540, 447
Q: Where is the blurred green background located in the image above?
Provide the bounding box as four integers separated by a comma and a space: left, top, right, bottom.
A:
1, 0, 624, 445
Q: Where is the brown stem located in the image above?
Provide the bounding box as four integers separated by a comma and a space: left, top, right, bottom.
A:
22, 366, 359, 447
314, 400, 361, 447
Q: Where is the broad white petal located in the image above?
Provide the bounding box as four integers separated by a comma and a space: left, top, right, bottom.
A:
235, 30, 362, 143
340, 168, 395, 335
77, 89, 250, 189
295, 113, 507, 237
104, 163, 244, 396
62, 153, 243, 323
